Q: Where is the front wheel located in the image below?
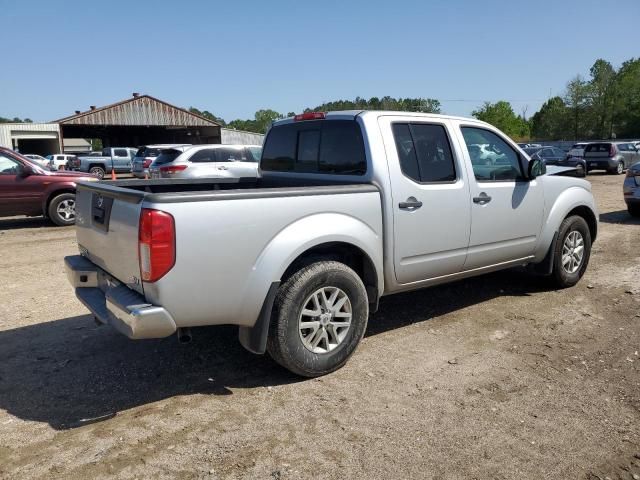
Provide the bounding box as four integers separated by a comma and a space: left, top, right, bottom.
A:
48, 193, 76, 226
550, 215, 591, 288
267, 261, 369, 377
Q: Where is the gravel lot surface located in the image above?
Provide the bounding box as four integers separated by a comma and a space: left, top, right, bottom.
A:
0, 174, 638, 479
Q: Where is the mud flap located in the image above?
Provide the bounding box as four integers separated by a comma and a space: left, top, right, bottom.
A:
238, 282, 280, 355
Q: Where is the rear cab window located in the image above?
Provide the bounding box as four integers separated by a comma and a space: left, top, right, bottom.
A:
261, 120, 366, 175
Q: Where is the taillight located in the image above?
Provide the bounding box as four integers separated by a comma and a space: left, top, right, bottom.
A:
627, 168, 640, 178
609, 144, 617, 156
159, 165, 188, 174
139, 208, 175, 282
294, 112, 326, 121
143, 158, 153, 168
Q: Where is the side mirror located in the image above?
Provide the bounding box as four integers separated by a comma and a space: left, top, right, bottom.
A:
528, 158, 546, 179
18, 163, 35, 177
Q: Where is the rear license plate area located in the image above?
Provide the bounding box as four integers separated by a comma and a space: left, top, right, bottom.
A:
91, 193, 114, 232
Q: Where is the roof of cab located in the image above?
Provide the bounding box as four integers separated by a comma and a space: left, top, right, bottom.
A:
272, 110, 488, 126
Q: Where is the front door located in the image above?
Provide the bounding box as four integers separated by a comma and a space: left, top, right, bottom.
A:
457, 126, 544, 270
0, 154, 43, 216
112, 149, 132, 172
379, 116, 471, 285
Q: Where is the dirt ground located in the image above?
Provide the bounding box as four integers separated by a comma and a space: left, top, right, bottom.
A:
0, 174, 638, 480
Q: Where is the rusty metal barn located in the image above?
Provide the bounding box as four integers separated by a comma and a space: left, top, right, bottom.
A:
56, 93, 224, 148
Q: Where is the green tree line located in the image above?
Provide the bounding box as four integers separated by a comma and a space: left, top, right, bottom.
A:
529, 58, 640, 140
189, 96, 441, 134
0, 116, 32, 123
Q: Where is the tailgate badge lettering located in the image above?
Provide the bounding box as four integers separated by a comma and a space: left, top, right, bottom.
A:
97, 195, 104, 208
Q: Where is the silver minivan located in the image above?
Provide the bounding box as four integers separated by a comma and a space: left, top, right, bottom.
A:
150, 145, 262, 179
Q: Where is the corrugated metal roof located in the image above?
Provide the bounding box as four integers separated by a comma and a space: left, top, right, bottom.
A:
55, 95, 220, 127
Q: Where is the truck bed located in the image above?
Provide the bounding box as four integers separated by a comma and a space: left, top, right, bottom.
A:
80, 176, 377, 202
72, 175, 383, 335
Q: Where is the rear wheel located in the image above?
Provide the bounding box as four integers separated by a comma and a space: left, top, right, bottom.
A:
550, 215, 591, 288
610, 161, 624, 175
628, 204, 640, 218
267, 261, 369, 377
48, 193, 76, 226
89, 166, 105, 179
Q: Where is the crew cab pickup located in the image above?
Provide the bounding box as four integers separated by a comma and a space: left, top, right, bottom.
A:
65, 111, 598, 377
69, 147, 137, 179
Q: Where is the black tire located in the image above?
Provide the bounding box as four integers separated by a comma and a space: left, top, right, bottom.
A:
267, 261, 369, 377
550, 215, 591, 288
628, 204, 640, 218
89, 166, 105, 179
48, 193, 76, 226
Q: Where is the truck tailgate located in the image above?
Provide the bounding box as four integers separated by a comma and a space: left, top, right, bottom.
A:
74, 182, 145, 294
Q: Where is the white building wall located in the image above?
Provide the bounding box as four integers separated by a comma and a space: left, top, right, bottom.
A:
220, 128, 264, 145
0, 123, 61, 149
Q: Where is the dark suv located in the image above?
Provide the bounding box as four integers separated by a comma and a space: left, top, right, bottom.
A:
0, 147, 96, 225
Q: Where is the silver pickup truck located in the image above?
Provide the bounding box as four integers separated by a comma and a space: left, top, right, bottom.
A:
65, 111, 598, 377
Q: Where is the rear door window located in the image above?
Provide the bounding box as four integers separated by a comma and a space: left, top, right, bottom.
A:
391, 123, 456, 183
216, 148, 245, 162
261, 120, 366, 175
189, 149, 216, 163
113, 148, 128, 157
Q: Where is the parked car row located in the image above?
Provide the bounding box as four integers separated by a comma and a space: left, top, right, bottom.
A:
519, 140, 640, 177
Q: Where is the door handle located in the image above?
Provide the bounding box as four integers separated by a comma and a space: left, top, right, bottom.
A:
399, 197, 423, 210
473, 192, 492, 204
217, 165, 228, 170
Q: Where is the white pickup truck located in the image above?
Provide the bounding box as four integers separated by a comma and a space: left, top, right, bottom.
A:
65, 111, 598, 377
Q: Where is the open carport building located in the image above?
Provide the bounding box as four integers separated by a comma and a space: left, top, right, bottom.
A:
55, 94, 264, 148
0, 123, 61, 156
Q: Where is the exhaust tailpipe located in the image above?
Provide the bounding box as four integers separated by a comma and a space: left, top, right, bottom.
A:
177, 327, 192, 344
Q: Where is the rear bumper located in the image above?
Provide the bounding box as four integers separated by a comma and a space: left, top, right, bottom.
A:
65, 255, 177, 339
132, 169, 149, 179
585, 159, 616, 170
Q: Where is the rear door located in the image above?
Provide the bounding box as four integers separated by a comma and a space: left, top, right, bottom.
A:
187, 148, 219, 177
217, 147, 258, 178
0, 154, 44, 216
456, 124, 544, 270
379, 116, 471, 284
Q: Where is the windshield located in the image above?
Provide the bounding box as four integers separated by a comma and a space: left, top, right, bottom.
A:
246, 146, 262, 162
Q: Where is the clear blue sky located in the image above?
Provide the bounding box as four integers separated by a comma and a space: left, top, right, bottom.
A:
1, 0, 639, 122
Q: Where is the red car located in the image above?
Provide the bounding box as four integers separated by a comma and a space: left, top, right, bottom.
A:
0, 147, 97, 226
